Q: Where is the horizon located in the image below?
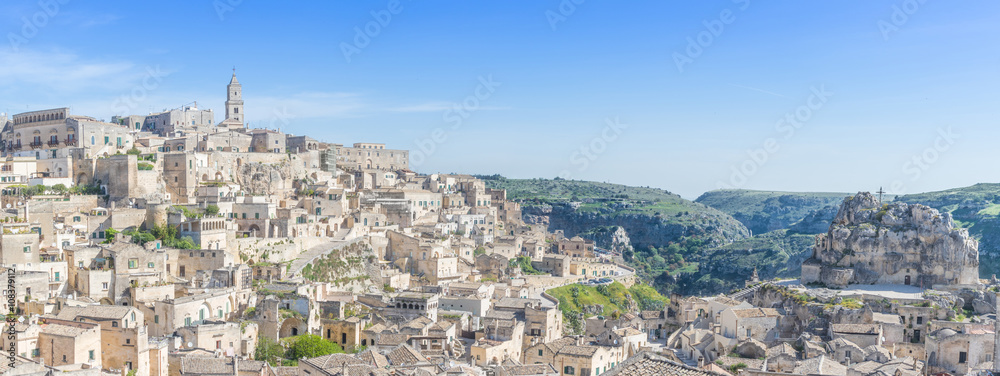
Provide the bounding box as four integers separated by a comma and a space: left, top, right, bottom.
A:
2, 1, 998, 199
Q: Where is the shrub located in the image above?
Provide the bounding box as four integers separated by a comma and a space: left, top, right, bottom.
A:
137, 162, 154, 170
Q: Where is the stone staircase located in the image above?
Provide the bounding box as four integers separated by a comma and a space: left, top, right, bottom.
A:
728, 281, 769, 301
670, 348, 699, 367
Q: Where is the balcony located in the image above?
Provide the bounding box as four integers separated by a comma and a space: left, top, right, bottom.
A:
65, 139, 77, 146
29, 141, 43, 148
47, 140, 59, 146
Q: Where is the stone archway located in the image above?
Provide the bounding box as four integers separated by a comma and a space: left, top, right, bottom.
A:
279, 317, 306, 338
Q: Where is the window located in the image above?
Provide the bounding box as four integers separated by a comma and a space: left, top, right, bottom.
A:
112, 321, 118, 327
148, 262, 154, 268
216, 340, 221, 349
89, 350, 95, 360
564, 366, 575, 375
128, 258, 138, 268
23, 246, 30, 253
104, 136, 109, 144
102, 282, 108, 290
746, 328, 751, 338
54, 272, 59, 281
255, 213, 259, 219
154, 315, 159, 324
125, 339, 130, 344
960, 351, 968, 363
538, 350, 543, 356
916, 316, 923, 325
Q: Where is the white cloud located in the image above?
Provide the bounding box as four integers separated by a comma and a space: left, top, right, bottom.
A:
0, 49, 151, 92
388, 101, 510, 113
248, 92, 367, 124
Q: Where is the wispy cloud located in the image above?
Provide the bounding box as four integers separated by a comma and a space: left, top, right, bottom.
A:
388, 101, 510, 113
728, 83, 789, 99
251, 92, 367, 121
80, 13, 120, 28
0, 49, 149, 92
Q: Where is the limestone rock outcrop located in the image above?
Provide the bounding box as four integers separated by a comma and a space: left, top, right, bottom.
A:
235, 161, 289, 195
801, 192, 979, 288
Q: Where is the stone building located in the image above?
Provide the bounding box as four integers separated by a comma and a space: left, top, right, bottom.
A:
37, 319, 102, 369
2, 108, 134, 159
55, 305, 151, 376
336, 143, 409, 171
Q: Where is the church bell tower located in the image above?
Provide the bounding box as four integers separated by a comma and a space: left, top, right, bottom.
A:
224, 69, 244, 127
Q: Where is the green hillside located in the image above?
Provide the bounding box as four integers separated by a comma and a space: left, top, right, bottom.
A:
670, 229, 816, 295
482, 175, 710, 219
696, 189, 849, 235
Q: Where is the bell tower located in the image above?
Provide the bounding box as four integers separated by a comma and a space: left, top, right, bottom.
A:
223, 68, 244, 127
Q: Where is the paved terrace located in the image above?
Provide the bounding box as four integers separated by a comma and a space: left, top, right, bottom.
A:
777, 279, 924, 300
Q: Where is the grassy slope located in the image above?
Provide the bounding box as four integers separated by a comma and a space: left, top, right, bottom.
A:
546, 282, 669, 316
695, 189, 849, 235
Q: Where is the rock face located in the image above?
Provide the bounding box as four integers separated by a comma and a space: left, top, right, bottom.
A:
579, 226, 634, 254
235, 162, 289, 195
801, 192, 979, 288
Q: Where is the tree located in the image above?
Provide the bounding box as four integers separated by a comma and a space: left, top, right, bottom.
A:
126, 147, 141, 155
254, 336, 285, 366
205, 204, 220, 216
24, 185, 46, 196
50, 184, 67, 194
102, 228, 119, 244
284, 334, 342, 360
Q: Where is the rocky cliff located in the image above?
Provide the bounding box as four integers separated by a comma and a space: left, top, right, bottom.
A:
802, 192, 979, 288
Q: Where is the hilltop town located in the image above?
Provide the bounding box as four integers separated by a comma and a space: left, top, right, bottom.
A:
1, 74, 999, 376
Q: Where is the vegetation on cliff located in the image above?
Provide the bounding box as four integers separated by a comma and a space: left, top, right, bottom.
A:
546, 282, 670, 334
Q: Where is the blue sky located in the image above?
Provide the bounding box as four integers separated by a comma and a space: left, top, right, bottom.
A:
1, 1, 998, 199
